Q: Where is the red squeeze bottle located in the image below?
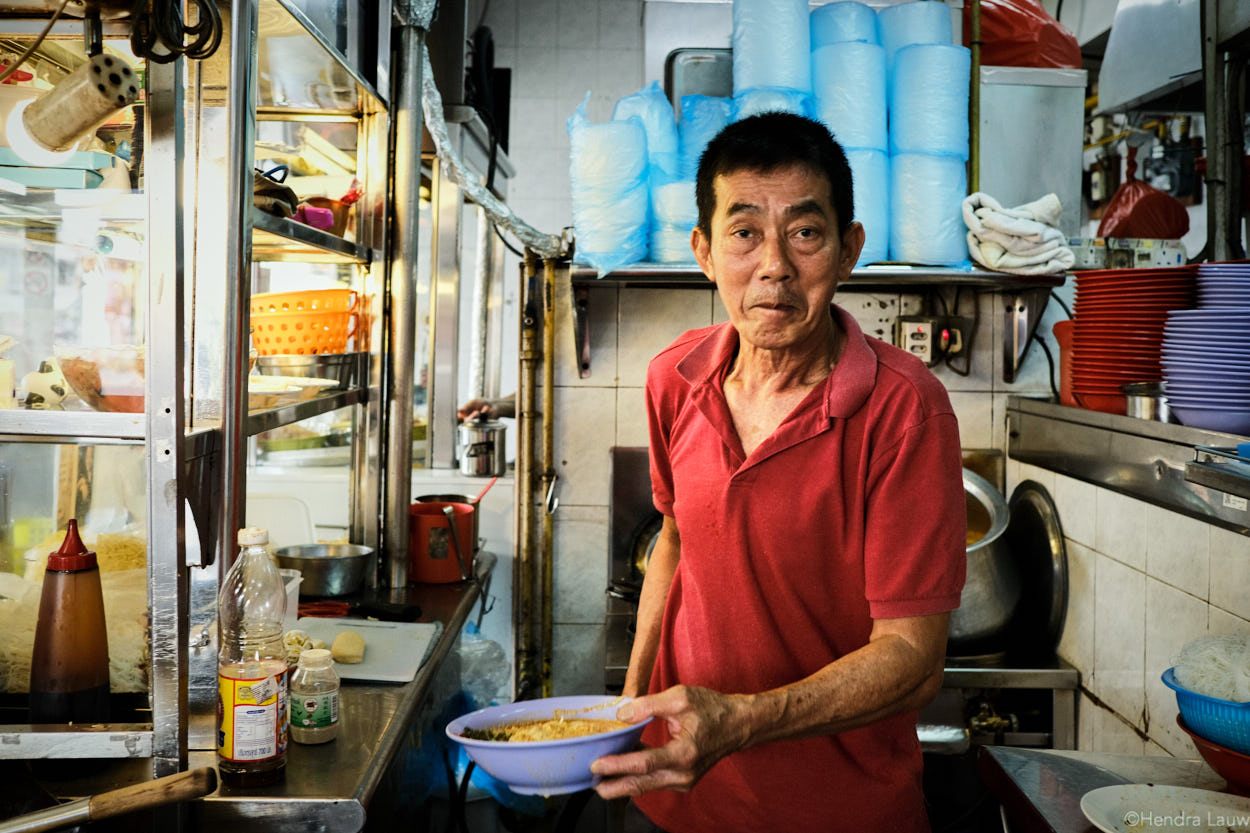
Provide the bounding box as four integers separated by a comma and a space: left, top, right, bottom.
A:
29, 519, 110, 724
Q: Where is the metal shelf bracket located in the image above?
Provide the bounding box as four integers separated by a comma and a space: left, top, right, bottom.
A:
1002, 287, 1054, 384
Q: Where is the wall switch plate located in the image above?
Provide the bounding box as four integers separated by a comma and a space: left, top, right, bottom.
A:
896, 316, 973, 366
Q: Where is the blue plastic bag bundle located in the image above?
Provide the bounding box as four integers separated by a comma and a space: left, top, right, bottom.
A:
679, 95, 732, 179
732, 87, 812, 122
889, 152, 968, 266
811, 43, 886, 152
613, 81, 680, 179
650, 177, 698, 263
845, 148, 889, 266
811, 1, 879, 47
878, 0, 952, 69
733, 0, 811, 93
568, 94, 649, 275
889, 44, 970, 159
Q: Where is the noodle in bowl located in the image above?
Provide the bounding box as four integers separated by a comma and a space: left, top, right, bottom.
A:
446, 695, 651, 795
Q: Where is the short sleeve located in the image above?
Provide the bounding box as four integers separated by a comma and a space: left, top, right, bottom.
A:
863, 412, 966, 619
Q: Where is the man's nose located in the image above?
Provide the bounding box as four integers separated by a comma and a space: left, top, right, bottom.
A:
756, 232, 794, 281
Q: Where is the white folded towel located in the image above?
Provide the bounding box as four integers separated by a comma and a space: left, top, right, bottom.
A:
963, 192, 1074, 275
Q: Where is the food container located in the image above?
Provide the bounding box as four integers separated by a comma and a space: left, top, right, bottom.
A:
456, 417, 507, 476
273, 544, 372, 597
1122, 381, 1170, 422
251, 310, 357, 356
1163, 667, 1250, 755
408, 502, 474, 583
446, 695, 652, 795
55, 345, 144, 413
415, 493, 479, 553
251, 288, 357, 315
254, 352, 365, 390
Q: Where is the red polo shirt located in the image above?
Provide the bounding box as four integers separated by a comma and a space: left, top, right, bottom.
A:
634, 304, 966, 833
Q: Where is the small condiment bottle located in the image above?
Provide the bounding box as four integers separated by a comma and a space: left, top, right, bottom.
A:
289, 648, 339, 744
29, 519, 110, 724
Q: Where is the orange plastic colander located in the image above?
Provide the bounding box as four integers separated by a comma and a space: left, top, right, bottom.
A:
251, 288, 358, 316
251, 309, 357, 356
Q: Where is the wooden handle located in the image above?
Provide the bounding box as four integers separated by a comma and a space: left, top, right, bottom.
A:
88, 767, 217, 821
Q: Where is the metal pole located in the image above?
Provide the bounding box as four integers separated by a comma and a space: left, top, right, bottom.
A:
220, 0, 259, 569
383, 22, 424, 589
540, 258, 558, 698
969, 0, 981, 194
145, 55, 188, 784
515, 252, 540, 699
469, 206, 491, 398
1202, 0, 1229, 261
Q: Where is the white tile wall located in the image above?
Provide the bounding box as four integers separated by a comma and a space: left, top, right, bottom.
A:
616, 288, 715, 387
1143, 578, 1208, 756
1210, 525, 1250, 619
1057, 541, 1095, 675
553, 385, 617, 506
1092, 553, 1146, 727
1145, 509, 1210, 600
1052, 474, 1097, 548
553, 504, 610, 624
1095, 489, 1148, 572
552, 623, 605, 695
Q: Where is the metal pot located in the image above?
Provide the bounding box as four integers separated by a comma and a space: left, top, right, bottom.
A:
947, 469, 1019, 652
456, 417, 506, 477
273, 544, 372, 597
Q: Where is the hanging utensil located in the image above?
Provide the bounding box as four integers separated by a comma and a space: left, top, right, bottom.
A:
0, 766, 216, 833
443, 505, 492, 627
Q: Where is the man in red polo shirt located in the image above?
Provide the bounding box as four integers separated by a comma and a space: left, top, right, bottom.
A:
590, 113, 966, 832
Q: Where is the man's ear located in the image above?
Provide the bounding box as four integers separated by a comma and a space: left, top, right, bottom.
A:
692, 226, 715, 283
839, 222, 866, 278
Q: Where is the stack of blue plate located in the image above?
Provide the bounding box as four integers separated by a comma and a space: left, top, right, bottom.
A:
1197, 263, 1250, 308
1162, 304, 1250, 435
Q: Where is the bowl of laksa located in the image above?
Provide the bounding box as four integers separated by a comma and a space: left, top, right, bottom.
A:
446, 695, 651, 795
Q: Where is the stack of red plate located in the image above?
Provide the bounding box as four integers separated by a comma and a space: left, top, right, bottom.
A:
1071, 266, 1196, 414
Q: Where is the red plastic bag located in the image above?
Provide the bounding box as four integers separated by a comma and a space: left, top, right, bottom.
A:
962, 0, 1082, 69
1097, 148, 1190, 239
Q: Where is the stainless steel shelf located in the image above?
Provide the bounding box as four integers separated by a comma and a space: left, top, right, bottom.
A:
0, 725, 154, 760
0, 409, 145, 442
570, 262, 1066, 290
245, 388, 363, 436
271, 0, 387, 109
1008, 396, 1250, 534
569, 263, 1064, 382
252, 208, 370, 263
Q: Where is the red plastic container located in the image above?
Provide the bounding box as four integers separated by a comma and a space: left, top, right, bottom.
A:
1177, 715, 1250, 796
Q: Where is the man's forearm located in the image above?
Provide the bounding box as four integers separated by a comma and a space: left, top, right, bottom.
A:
730, 614, 949, 749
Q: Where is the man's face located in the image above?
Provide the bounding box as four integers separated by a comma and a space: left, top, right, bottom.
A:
692, 163, 864, 353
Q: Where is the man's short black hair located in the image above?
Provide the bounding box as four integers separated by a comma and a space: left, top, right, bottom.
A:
695, 112, 854, 239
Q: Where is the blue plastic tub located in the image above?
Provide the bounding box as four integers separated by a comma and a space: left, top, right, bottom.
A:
1163, 667, 1250, 755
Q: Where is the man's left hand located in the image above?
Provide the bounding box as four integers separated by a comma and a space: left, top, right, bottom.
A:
590, 685, 751, 799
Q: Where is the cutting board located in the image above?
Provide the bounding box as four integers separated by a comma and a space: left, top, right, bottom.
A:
296, 618, 441, 683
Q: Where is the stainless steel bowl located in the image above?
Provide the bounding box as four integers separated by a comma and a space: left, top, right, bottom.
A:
273, 544, 372, 597
255, 352, 366, 391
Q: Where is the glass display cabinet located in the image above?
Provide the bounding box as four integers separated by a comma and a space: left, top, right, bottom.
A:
0, 0, 395, 803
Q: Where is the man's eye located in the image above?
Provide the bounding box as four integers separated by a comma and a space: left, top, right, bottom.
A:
731, 228, 752, 239
794, 227, 817, 238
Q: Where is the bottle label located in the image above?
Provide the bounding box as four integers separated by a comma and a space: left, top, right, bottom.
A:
291, 690, 339, 729
217, 665, 289, 762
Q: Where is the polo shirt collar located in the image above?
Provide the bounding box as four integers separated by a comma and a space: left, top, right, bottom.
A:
675, 302, 879, 421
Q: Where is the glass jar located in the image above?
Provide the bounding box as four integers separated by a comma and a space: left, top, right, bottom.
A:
290, 648, 339, 744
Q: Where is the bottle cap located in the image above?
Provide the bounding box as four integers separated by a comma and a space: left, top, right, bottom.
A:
299, 648, 332, 667
46, 519, 98, 572
237, 527, 269, 546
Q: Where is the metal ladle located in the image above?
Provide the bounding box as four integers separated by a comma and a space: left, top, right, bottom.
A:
443, 505, 491, 626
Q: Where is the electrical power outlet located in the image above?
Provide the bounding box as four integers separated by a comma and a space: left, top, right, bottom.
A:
895, 316, 973, 366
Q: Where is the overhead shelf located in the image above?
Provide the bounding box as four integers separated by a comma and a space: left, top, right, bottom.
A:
569, 263, 1065, 383
570, 262, 1066, 290
252, 208, 370, 263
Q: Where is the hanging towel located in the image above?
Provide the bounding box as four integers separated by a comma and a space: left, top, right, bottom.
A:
963, 191, 1074, 275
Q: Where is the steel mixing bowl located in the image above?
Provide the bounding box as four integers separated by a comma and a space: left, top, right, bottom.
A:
273, 544, 372, 597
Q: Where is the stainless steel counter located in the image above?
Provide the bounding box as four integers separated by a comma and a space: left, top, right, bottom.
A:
979, 746, 1226, 833
39, 553, 495, 833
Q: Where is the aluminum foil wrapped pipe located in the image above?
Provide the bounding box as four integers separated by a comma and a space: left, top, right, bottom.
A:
420, 47, 563, 259
25, 54, 139, 152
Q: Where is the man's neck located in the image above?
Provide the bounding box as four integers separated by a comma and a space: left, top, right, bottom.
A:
726, 319, 843, 396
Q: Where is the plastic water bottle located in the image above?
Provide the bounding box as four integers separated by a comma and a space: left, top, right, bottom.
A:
459, 622, 510, 709
290, 648, 339, 744
217, 527, 289, 786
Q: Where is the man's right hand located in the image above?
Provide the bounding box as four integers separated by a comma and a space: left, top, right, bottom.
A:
457, 398, 492, 421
